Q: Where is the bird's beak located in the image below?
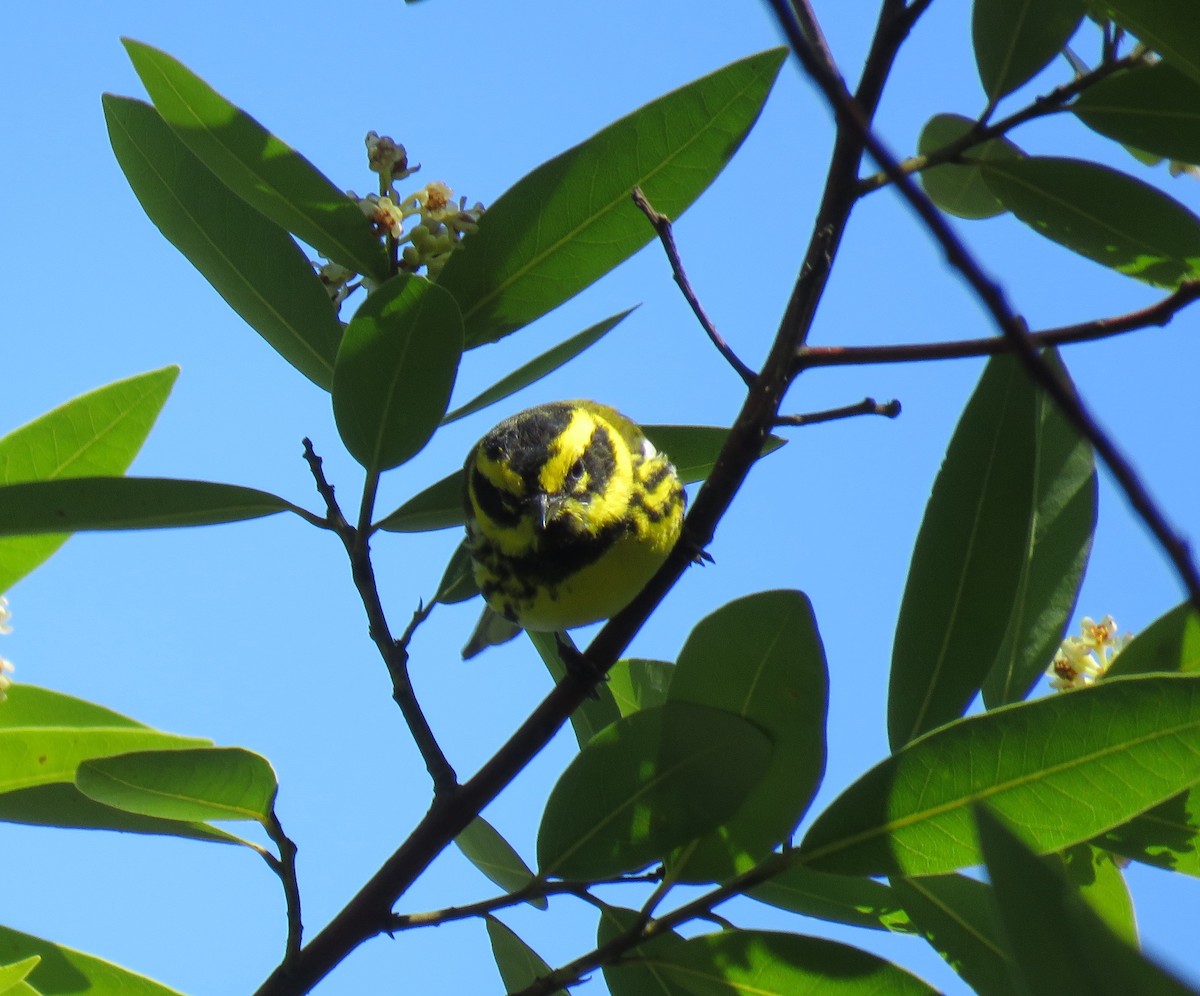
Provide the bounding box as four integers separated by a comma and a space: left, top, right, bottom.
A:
531, 493, 559, 530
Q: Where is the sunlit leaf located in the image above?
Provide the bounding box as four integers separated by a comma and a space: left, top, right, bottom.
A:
442, 309, 635, 424
918, 113, 1024, 219
802, 675, 1200, 877
608, 659, 674, 717
332, 275, 463, 471
1089, 0, 1200, 86
890, 354, 1040, 748
437, 49, 787, 347
0, 956, 39, 994
750, 867, 914, 933
981, 156, 1200, 287
1058, 843, 1138, 945
122, 39, 388, 281
973, 0, 1085, 100
1092, 785, 1200, 877
0, 477, 298, 534
76, 747, 278, 824
1074, 61, 1200, 167
103, 95, 342, 388
537, 702, 772, 879
455, 817, 546, 910
976, 806, 1196, 995
667, 590, 828, 882
1107, 600, 1200, 677
0, 367, 177, 591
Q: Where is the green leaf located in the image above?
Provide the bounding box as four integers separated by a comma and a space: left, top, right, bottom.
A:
122, 40, 388, 281
637, 930, 939, 995
76, 747, 277, 824
608, 659, 674, 717
667, 590, 828, 882
890, 873, 1015, 996
0, 685, 149, 730
1089, 0, 1200, 86
973, 0, 1086, 100
749, 866, 913, 933
0, 367, 177, 591
103, 95, 342, 389
0, 782, 241, 845
918, 113, 1024, 220
1092, 785, 1200, 877
537, 702, 772, 879
982, 351, 1097, 706
484, 917, 566, 996
975, 806, 1197, 995
599, 906, 690, 996
441, 309, 635, 424
454, 816, 546, 910
437, 49, 787, 348
801, 674, 1200, 877
1074, 61, 1200, 166
332, 275, 463, 471
889, 354, 1041, 748
0, 924, 185, 996
527, 630, 621, 749
981, 156, 1200, 287
1058, 843, 1138, 945
1107, 601, 1200, 677
376, 424, 785, 534
0, 957, 39, 993
0, 477, 297, 534
433, 540, 479, 605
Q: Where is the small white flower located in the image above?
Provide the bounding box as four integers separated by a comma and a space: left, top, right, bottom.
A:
1047, 614, 1131, 690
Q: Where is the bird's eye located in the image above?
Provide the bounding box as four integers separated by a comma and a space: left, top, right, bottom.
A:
567, 457, 586, 485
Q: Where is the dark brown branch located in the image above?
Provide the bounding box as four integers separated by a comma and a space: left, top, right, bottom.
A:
262, 812, 303, 968
300, 440, 456, 795
799, 281, 1200, 367
774, 396, 900, 427
631, 186, 756, 386
769, 4, 1200, 608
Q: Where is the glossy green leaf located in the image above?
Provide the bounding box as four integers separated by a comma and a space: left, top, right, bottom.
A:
1089, 0, 1200, 86
891, 873, 1014, 996
889, 355, 1040, 748
599, 906, 689, 996
667, 590, 828, 882
537, 702, 772, 879
437, 48, 786, 348
0, 367, 177, 591
441, 309, 635, 424
636, 930, 939, 996
1058, 843, 1138, 945
983, 351, 1096, 706
0, 924, 184, 996
484, 916, 566, 996
0, 477, 297, 534
973, 0, 1085, 100
454, 816, 546, 910
1074, 61, 1200, 166
0, 957, 39, 994
749, 866, 913, 933
1107, 601, 1200, 677
0, 685, 149, 730
376, 425, 785, 533
332, 275, 463, 471
918, 113, 1024, 220
76, 747, 277, 824
527, 629, 621, 749
801, 674, 1200, 877
123, 40, 388, 281
981, 156, 1200, 286
103, 95, 342, 389
1092, 785, 1200, 877
608, 659, 674, 717
975, 806, 1196, 996
0, 782, 241, 845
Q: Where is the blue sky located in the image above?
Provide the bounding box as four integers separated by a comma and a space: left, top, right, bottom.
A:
3, 2, 1199, 993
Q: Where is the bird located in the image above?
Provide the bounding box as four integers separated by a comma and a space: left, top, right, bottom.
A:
461, 400, 685, 658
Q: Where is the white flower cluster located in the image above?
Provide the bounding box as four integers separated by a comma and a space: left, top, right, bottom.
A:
0, 597, 13, 703
1047, 614, 1131, 691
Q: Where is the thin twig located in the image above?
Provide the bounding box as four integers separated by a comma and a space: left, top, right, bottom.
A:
769, 2, 1200, 608
301, 439, 457, 794
263, 811, 304, 968
799, 281, 1200, 367
774, 396, 900, 427
631, 186, 756, 385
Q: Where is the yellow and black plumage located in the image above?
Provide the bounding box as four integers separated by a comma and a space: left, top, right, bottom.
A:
462, 401, 684, 655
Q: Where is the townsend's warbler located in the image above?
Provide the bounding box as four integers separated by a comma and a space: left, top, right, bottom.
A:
462, 401, 685, 657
